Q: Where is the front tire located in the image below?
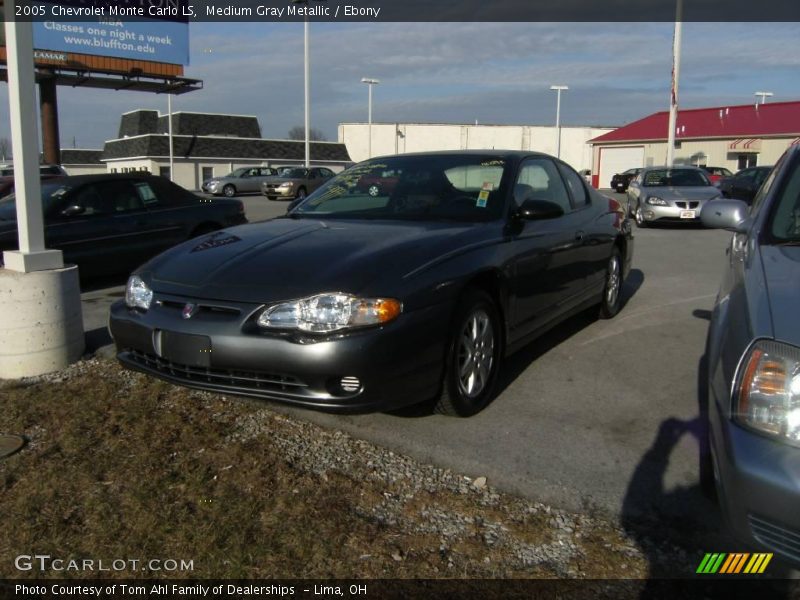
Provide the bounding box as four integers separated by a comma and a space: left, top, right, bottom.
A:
367, 184, 381, 197
435, 290, 503, 417
222, 184, 236, 198
599, 247, 623, 319
296, 187, 307, 201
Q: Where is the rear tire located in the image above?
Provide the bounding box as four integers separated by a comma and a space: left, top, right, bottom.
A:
599, 247, 623, 319
434, 290, 503, 417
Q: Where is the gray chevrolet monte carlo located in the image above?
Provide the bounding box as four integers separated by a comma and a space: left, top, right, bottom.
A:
109, 151, 633, 416
701, 145, 800, 566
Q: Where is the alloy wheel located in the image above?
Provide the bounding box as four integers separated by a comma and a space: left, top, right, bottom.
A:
456, 309, 495, 399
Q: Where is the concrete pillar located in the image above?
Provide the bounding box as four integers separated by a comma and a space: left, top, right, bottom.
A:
0, 266, 84, 378
39, 72, 61, 166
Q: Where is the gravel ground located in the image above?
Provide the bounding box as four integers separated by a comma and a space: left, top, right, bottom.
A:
4, 355, 719, 581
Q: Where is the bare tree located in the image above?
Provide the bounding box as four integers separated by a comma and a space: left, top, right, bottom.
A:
0, 138, 10, 162
287, 126, 327, 142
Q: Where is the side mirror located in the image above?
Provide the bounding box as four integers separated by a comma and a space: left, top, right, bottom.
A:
516, 199, 565, 221
61, 205, 85, 217
700, 199, 750, 233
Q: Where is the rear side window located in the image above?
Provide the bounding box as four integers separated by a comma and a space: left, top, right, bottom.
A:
93, 180, 145, 213
767, 156, 800, 242
134, 182, 159, 206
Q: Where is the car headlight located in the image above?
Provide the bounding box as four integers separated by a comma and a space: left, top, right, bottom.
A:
278, 182, 294, 188
646, 196, 668, 206
735, 340, 800, 446
125, 275, 153, 310
208, 180, 220, 188
257, 293, 402, 333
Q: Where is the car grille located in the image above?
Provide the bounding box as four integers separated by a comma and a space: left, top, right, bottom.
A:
675, 201, 700, 209
128, 350, 308, 394
748, 513, 800, 563
264, 184, 279, 192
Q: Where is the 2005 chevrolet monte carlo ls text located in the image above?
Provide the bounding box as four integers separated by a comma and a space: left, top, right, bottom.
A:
108, 151, 633, 416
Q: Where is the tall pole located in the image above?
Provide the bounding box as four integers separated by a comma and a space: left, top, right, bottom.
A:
550, 85, 568, 159
361, 78, 380, 159
167, 93, 174, 181
754, 91, 773, 105
3, 14, 62, 272
303, 17, 310, 168
666, 0, 683, 167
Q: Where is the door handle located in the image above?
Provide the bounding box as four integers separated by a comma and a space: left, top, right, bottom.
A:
575, 230, 585, 241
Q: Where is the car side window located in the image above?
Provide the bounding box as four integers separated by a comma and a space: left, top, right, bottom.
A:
751, 158, 783, 217
514, 158, 572, 213
557, 162, 589, 208
93, 180, 146, 213
71, 184, 107, 216
737, 169, 754, 182
321, 168, 335, 178
134, 182, 159, 207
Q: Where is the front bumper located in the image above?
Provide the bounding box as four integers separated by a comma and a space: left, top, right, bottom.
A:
709, 390, 800, 566
640, 200, 709, 223
262, 186, 296, 199
109, 296, 449, 413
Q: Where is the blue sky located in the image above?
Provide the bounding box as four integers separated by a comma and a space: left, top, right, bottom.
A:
1, 21, 800, 148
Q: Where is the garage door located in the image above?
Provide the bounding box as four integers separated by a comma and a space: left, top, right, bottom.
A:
599, 146, 644, 189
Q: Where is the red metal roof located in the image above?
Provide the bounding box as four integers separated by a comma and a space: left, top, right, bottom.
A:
590, 100, 800, 144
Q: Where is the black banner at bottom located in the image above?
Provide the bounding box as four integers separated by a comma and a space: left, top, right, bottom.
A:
2, 579, 799, 600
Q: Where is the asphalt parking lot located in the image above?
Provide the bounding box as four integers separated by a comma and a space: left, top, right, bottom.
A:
79, 190, 733, 541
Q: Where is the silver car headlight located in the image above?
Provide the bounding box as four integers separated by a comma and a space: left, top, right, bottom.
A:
257, 293, 402, 333
125, 275, 153, 310
646, 196, 668, 206
735, 340, 800, 446
278, 182, 294, 188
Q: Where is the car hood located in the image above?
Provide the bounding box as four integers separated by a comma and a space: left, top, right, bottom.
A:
144, 217, 494, 303
641, 186, 720, 201
761, 244, 800, 345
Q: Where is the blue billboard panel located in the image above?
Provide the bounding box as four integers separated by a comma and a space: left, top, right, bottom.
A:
33, 18, 189, 65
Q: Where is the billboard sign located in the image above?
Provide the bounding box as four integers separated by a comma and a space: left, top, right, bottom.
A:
33, 18, 189, 65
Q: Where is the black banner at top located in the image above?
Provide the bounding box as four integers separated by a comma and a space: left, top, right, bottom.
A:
5, 0, 800, 22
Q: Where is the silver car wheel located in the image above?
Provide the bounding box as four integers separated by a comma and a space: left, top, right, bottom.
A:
456, 309, 495, 399
368, 184, 380, 197
606, 255, 621, 308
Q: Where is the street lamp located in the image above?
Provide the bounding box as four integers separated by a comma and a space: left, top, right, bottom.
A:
361, 77, 380, 159
549, 85, 568, 159
754, 91, 773, 105
292, 0, 311, 168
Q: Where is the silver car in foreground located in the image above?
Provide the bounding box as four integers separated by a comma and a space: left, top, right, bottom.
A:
627, 166, 720, 227
701, 147, 800, 565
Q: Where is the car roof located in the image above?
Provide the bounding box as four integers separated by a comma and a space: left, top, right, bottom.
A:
42, 173, 169, 185
368, 149, 553, 161
640, 165, 706, 172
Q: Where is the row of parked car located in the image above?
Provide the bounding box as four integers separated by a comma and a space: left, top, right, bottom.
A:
201, 166, 336, 200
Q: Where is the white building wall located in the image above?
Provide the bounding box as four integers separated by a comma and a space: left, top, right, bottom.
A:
338, 122, 614, 172
62, 164, 106, 176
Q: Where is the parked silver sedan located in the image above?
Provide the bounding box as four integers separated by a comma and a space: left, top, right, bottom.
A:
627, 166, 720, 227
701, 148, 799, 566
202, 166, 278, 197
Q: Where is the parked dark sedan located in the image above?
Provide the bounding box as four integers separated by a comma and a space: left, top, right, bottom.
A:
718, 166, 772, 204
701, 145, 800, 566
109, 151, 633, 416
610, 168, 642, 192
0, 174, 246, 275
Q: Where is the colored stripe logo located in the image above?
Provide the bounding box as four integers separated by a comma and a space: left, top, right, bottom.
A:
696, 553, 773, 574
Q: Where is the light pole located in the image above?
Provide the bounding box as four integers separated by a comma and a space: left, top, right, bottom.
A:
361, 77, 380, 159
292, 0, 311, 168
549, 85, 568, 159
754, 91, 773, 105
666, 0, 683, 166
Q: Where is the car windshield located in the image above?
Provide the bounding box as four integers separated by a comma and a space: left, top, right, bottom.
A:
281, 168, 308, 179
0, 182, 71, 220
642, 169, 711, 187
291, 155, 507, 222
769, 158, 800, 242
